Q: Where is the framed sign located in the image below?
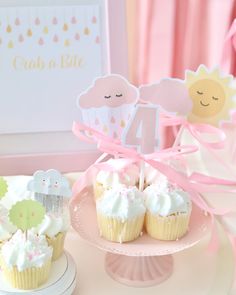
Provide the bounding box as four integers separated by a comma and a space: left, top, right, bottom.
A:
0, 0, 128, 175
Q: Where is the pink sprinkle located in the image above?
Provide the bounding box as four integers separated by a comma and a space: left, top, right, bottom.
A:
35, 17, 40, 26
15, 18, 20, 26
53, 34, 59, 43
92, 16, 97, 23
95, 36, 100, 44
38, 38, 44, 46
71, 16, 77, 24
28, 254, 33, 261
110, 116, 116, 124
52, 17, 58, 25
18, 34, 24, 42
75, 33, 80, 41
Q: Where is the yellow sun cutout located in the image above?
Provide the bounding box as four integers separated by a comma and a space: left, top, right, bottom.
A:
185, 65, 236, 126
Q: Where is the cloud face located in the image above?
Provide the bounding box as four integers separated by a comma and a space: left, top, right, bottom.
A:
78, 74, 138, 109
28, 169, 71, 198
140, 79, 193, 116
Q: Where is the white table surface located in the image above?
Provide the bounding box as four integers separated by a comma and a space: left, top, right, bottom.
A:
65, 227, 234, 295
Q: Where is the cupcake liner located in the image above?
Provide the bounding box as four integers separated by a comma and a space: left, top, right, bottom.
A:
145, 211, 190, 241
0, 257, 51, 290
46, 232, 66, 261
97, 213, 144, 243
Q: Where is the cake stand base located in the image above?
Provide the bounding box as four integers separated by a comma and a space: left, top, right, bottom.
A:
105, 253, 174, 287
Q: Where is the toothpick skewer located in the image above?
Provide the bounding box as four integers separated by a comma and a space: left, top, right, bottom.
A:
139, 161, 145, 191
172, 125, 184, 148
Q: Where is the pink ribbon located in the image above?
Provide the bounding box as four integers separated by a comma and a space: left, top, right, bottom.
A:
161, 116, 236, 181
71, 120, 235, 252
161, 116, 226, 149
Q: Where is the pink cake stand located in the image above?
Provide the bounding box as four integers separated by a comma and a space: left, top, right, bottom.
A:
70, 187, 211, 287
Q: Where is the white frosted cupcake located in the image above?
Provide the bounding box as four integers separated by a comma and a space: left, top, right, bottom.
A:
144, 182, 192, 241
32, 210, 70, 261
94, 162, 139, 200
96, 185, 146, 243
0, 204, 16, 245
0, 230, 53, 289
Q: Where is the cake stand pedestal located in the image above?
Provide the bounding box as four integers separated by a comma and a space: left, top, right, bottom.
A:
0, 251, 76, 295
105, 253, 173, 287
70, 187, 211, 287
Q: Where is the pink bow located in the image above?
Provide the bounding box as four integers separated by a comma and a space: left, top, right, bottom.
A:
71, 120, 236, 252
161, 116, 226, 149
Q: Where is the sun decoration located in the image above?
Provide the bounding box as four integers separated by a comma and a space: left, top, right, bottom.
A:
185, 65, 236, 126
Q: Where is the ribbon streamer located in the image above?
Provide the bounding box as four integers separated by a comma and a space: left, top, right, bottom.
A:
71, 121, 236, 252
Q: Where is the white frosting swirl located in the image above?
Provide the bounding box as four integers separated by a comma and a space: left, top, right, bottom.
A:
144, 184, 192, 216
32, 210, 70, 238
0, 204, 16, 242
96, 185, 146, 220
96, 162, 139, 188
2, 230, 52, 271
144, 165, 167, 186
1, 176, 32, 209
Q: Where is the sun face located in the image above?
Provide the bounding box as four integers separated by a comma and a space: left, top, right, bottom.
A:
185, 65, 236, 126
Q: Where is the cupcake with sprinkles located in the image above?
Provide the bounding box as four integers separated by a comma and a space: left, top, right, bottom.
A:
96, 185, 146, 243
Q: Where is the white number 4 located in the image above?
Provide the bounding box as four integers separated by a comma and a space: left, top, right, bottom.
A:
122, 104, 160, 154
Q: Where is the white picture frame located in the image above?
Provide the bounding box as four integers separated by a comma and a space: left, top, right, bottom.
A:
0, 0, 128, 175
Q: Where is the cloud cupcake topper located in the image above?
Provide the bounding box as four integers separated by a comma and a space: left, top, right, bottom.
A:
77, 74, 139, 139
140, 78, 193, 116
28, 169, 71, 197
28, 169, 71, 214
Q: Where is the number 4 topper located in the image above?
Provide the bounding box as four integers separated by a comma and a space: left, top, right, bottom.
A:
122, 104, 160, 191
122, 104, 160, 154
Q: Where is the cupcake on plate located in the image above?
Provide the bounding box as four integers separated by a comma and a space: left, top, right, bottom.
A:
32, 209, 70, 260
0, 230, 53, 290
28, 169, 72, 260
94, 161, 139, 200
0, 204, 16, 246
96, 185, 146, 243
144, 181, 192, 241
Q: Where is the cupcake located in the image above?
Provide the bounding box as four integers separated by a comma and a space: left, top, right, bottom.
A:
32, 210, 70, 261
0, 230, 53, 289
96, 185, 146, 243
94, 161, 139, 200
144, 182, 192, 241
0, 204, 16, 246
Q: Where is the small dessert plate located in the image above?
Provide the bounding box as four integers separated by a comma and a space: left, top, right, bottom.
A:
0, 251, 76, 295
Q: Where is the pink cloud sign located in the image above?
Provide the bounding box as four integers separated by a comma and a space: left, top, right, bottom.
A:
77, 74, 138, 139
139, 79, 193, 116
78, 74, 138, 109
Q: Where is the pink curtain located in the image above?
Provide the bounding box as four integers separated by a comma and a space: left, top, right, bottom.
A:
127, 0, 236, 146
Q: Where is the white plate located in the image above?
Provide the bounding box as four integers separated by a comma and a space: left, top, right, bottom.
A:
0, 251, 77, 295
